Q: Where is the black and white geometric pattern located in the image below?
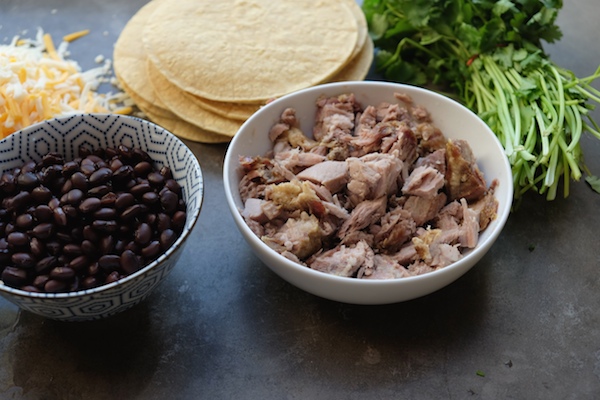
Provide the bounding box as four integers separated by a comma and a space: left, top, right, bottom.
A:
0, 114, 203, 321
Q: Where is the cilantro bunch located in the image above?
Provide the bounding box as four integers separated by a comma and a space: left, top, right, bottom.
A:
363, 0, 600, 200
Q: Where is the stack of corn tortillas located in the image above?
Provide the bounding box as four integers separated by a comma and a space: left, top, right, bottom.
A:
113, 0, 373, 143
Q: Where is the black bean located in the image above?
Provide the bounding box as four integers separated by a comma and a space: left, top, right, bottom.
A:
63, 243, 82, 257
109, 158, 123, 172
2, 267, 27, 287
160, 166, 173, 179
130, 182, 152, 197
165, 179, 181, 194
157, 213, 171, 232
160, 229, 177, 250
160, 190, 178, 214
0, 173, 17, 194
62, 205, 78, 219
6, 191, 32, 212
33, 274, 50, 289
93, 207, 117, 220
70, 171, 88, 190
31, 223, 53, 239
68, 255, 88, 271
62, 160, 80, 177
105, 271, 120, 284
64, 188, 84, 205
88, 185, 111, 197
98, 254, 121, 271
88, 262, 99, 276
100, 192, 117, 207
80, 163, 96, 176
120, 249, 142, 274
100, 236, 115, 254
61, 179, 73, 195
134, 223, 152, 246
141, 191, 159, 205
79, 197, 102, 213
82, 226, 99, 242
81, 240, 98, 256
120, 204, 143, 221
172, 211, 187, 231
42, 152, 63, 166
12, 252, 36, 269
115, 192, 135, 209
30, 238, 45, 257
91, 219, 118, 233
48, 197, 60, 210
7, 232, 29, 247
141, 241, 161, 259
15, 213, 34, 229
112, 165, 134, 182
45, 279, 68, 292
147, 171, 165, 187
133, 161, 152, 177
82, 275, 99, 289
89, 167, 113, 186
34, 205, 54, 222
53, 207, 68, 226
17, 171, 39, 188
31, 185, 53, 203
35, 256, 59, 274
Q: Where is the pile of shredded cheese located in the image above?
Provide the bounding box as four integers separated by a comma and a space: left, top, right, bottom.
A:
0, 28, 132, 138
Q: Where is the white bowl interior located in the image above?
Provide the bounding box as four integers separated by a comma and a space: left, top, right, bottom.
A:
224, 81, 512, 305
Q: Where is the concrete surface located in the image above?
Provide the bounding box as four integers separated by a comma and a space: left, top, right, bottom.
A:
1, 0, 600, 399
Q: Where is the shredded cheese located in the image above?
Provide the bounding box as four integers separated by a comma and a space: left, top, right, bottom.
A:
0, 28, 131, 138
62, 29, 90, 43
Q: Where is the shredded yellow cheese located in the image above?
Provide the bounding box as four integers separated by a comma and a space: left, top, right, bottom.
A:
62, 29, 90, 43
0, 28, 131, 138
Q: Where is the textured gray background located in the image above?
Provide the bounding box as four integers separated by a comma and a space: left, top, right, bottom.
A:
1, 1, 600, 399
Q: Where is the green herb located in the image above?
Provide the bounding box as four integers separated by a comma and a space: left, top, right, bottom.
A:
476, 370, 486, 377
362, 0, 600, 201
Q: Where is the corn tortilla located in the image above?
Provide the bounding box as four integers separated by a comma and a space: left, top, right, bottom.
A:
113, 1, 169, 111
142, 0, 359, 103
329, 37, 374, 83
184, 93, 262, 122
147, 60, 242, 137
122, 77, 230, 143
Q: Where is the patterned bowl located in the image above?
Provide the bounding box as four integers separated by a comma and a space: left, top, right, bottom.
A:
0, 114, 203, 321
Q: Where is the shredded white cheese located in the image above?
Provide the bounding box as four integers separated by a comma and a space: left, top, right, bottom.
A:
0, 27, 131, 138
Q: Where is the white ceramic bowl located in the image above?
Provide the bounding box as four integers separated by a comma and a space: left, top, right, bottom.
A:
224, 81, 512, 305
0, 114, 203, 321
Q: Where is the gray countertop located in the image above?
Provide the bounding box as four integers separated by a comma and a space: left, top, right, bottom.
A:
1, 1, 600, 399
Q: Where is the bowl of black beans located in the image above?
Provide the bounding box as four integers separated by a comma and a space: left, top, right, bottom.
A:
0, 114, 203, 321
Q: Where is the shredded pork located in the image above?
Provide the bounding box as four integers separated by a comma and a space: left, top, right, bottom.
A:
238, 92, 499, 279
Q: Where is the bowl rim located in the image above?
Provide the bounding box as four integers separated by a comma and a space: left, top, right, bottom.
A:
0, 113, 204, 299
224, 80, 513, 287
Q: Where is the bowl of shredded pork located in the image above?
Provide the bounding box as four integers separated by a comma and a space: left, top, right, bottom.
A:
224, 81, 512, 304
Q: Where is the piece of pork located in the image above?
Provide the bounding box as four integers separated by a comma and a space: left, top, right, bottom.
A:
402, 165, 445, 198
337, 196, 387, 239
308, 240, 374, 278
361, 254, 412, 279
414, 148, 446, 175
262, 212, 323, 260
403, 192, 448, 226
445, 139, 487, 202
372, 206, 416, 253
346, 152, 403, 206
313, 93, 357, 142
296, 160, 348, 194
